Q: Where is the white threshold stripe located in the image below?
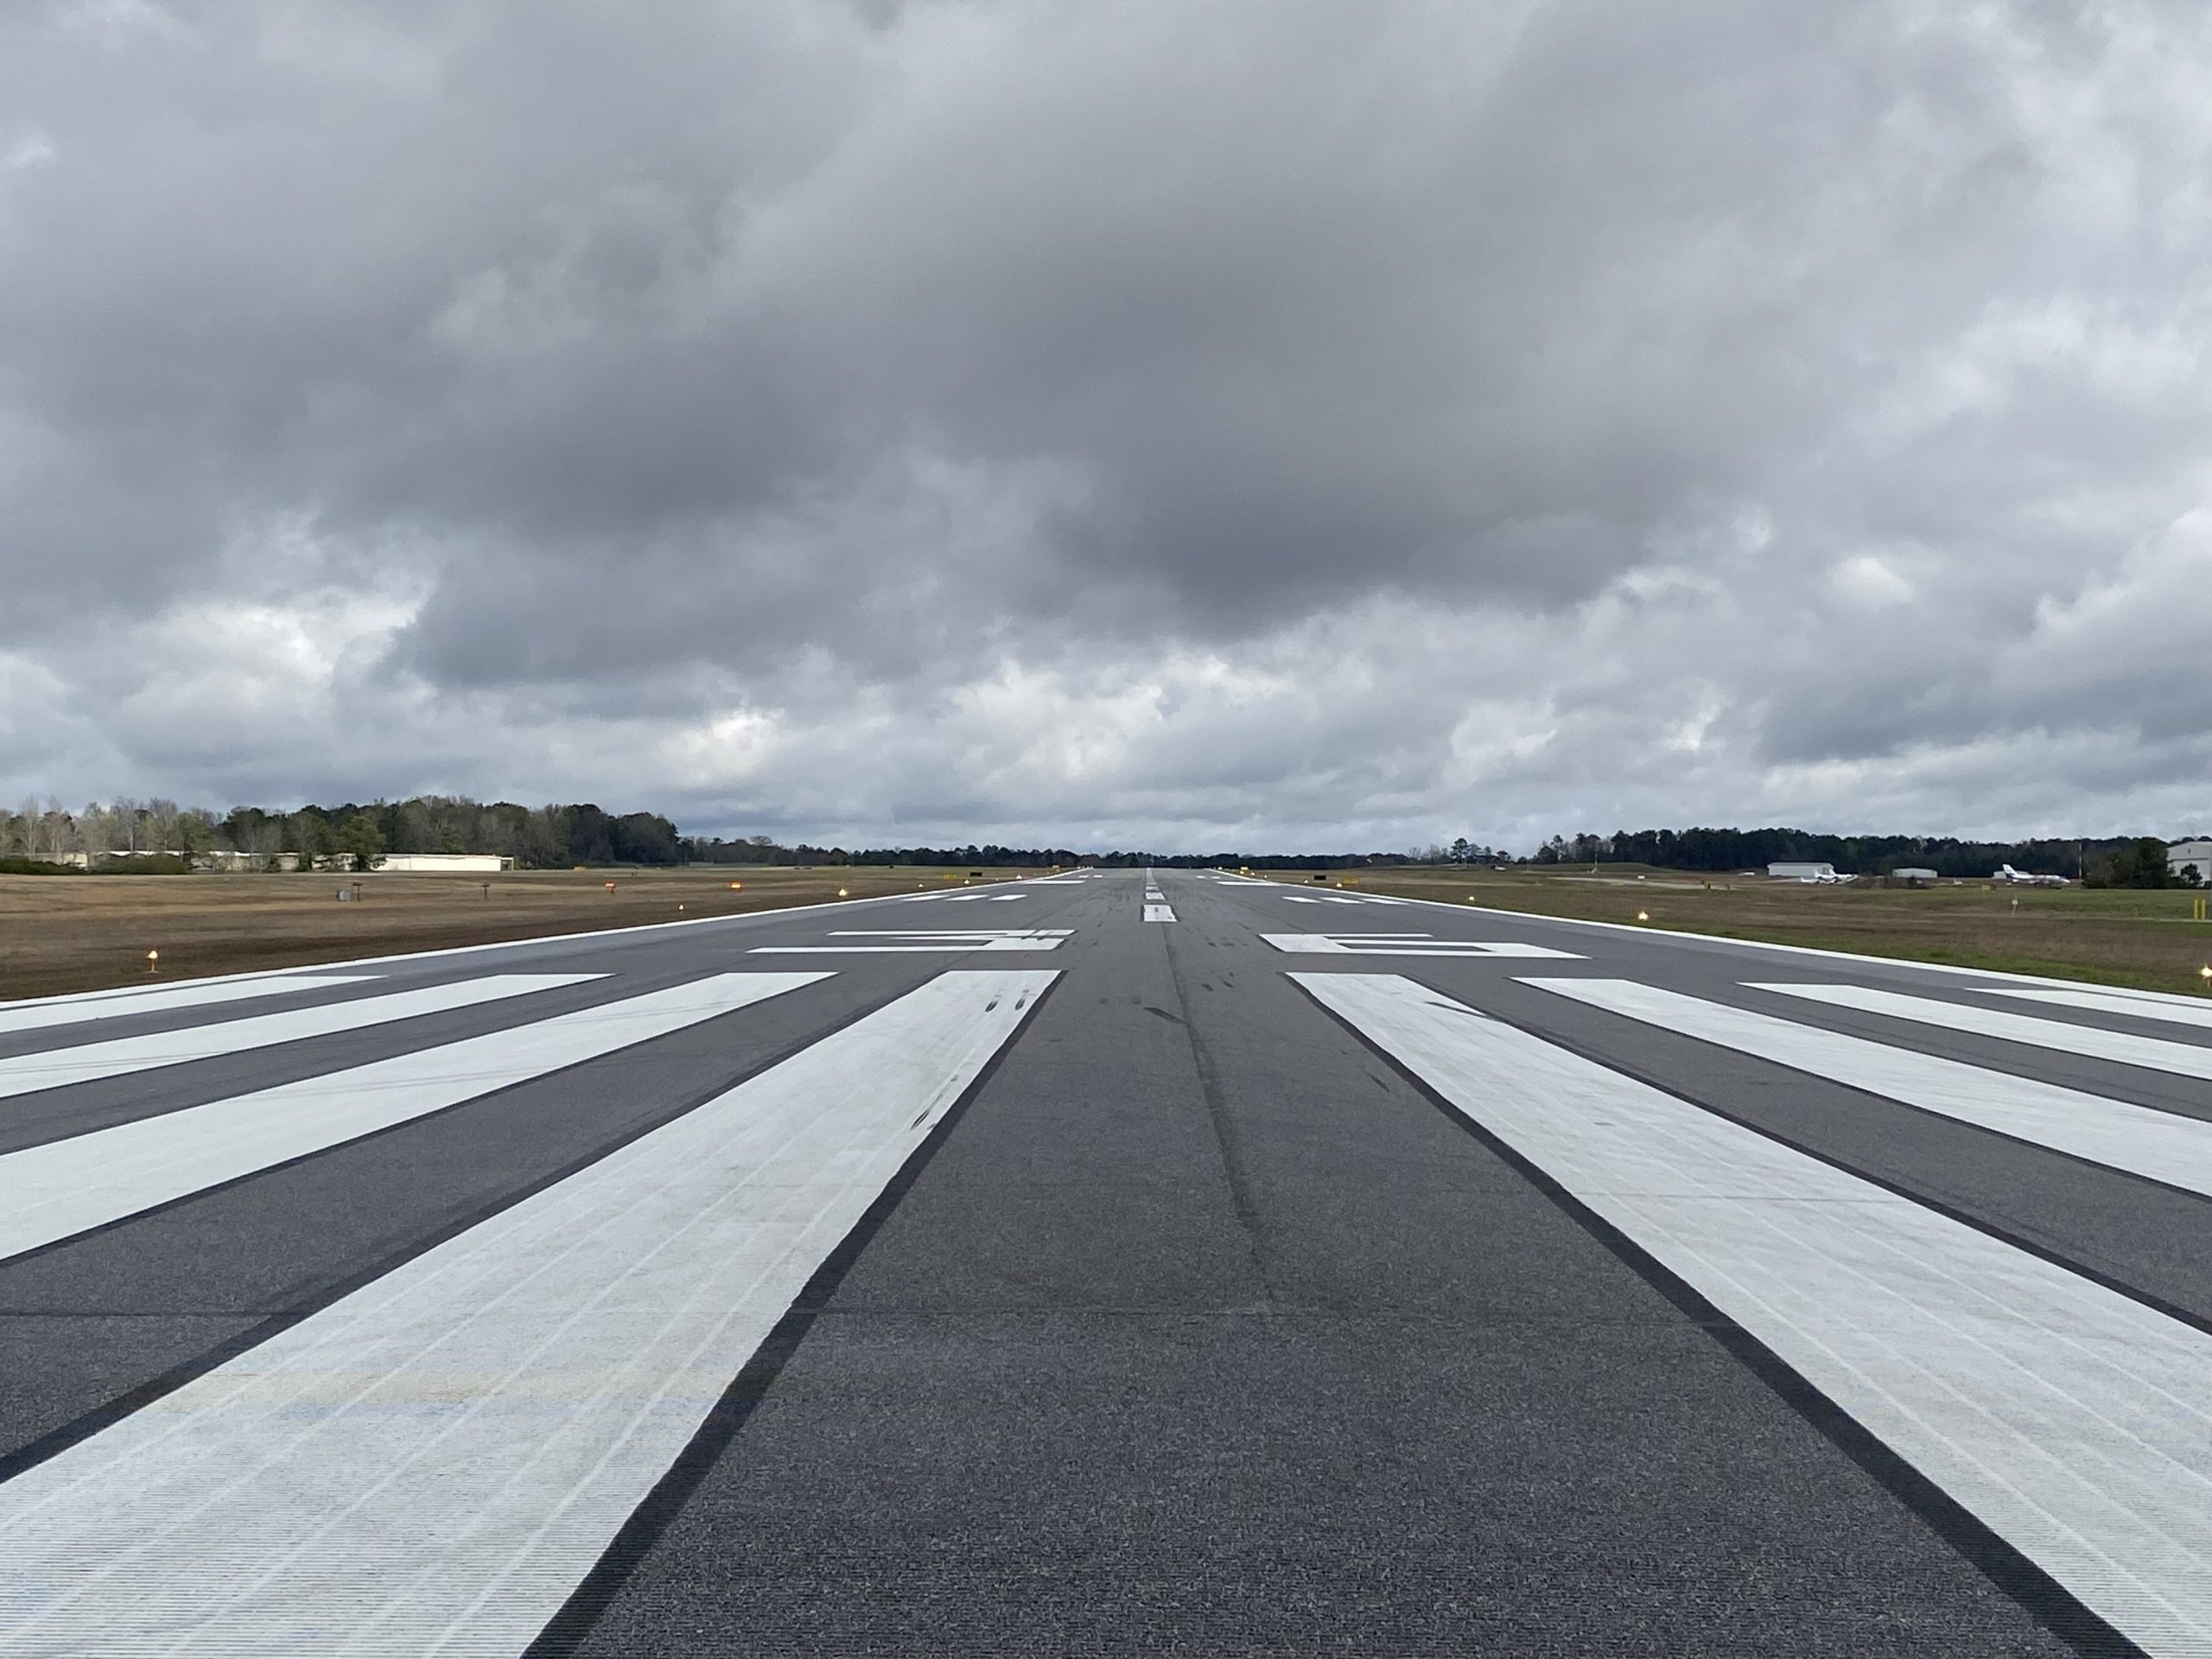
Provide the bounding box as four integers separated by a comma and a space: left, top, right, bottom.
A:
752, 929, 1071, 956
1525, 978, 2212, 1198
0, 973, 829, 1264
0, 969, 1054, 1658
1299, 972, 2212, 1655
0, 976, 598, 1102
1986, 986, 2212, 1033
1754, 983, 2212, 1084
1262, 934, 1580, 958
1143, 904, 1175, 923
0, 976, 378, 1039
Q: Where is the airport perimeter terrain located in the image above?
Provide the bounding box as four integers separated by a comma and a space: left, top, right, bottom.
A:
9, 861, 2208, 1004
1272, 863, 2212, 995
0, 866, 1043, 1001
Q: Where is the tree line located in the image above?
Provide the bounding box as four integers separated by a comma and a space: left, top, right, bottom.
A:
1527, 826, 2202, 887
2, 796, 683, 873
5, 798, 2197, 887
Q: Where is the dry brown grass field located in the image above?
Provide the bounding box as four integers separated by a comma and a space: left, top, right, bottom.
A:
1264, 864, 2212, 995
0, 866, 1044, 1001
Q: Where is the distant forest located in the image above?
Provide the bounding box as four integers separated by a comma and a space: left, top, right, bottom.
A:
1529, 827, 2201, 887
0, 796, 2196, 885
2, 797, 1418, 873
3, 796, 683, 870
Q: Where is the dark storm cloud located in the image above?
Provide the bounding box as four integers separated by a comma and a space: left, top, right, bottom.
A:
3, 1, 2209, 845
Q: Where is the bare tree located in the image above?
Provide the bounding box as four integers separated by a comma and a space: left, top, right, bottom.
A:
145, 798, 181, 855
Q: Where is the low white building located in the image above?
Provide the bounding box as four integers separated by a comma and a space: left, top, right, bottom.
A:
372, 853, 512, 874
2171, 839, 2212, 884
1891, 867, 1940, 883
1767, 861, 1837, 880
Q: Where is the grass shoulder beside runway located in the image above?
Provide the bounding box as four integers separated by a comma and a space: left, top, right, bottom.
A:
0, 865, 1046, 1000
1253, 865, 2212, 995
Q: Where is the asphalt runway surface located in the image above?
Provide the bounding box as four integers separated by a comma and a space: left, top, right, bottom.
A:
3, 868, 2209, 1656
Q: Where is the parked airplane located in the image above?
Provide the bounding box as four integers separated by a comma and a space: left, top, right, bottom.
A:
1993, 863, 2069, 887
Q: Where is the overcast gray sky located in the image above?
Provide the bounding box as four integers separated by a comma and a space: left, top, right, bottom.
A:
3, 1, 2209, 851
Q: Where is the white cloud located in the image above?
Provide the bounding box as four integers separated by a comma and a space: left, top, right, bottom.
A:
3, 1, 2211, 849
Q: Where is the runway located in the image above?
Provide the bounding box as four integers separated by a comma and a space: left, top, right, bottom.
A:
3, 868, 2209, 1655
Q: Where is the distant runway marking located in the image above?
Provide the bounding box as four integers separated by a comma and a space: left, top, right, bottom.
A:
1754, 982, 2212, 1083
0, 976, 378, 1039
0, 973, 829, 1264
1262, 934, 1580, 958
987, 893, 1025, 901
1983, 985, 2212, 1033
0, 975, 600, 1102
0, 969, 1055, 1656
1143, 904, 1175, 923
1300, 971, 2212, 1656
752, 930, 1071, 955
1526, 977, 2212, 1197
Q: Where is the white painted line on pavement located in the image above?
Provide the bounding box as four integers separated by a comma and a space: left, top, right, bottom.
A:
1754, 982, 2212, 1083
0, 976, 601, 1102
1300, 970, 2212, 1656
1983, 986, 2212, 1033
752, 930, 1071, 955
1262, 934, 1580, 958
1526, 978, 2212, 1198
987, 893, 1025, 901
0, 969, 1055, 1656
1143, 904, 1175, 923
1405, 896, 2212, 1004
0, 976, 378, 1039
0, 973, 830, 1263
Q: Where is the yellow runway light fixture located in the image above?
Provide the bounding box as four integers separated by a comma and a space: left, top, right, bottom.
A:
145, 950, 160, 972
728, 881, 743, 891
1636, 911, 1649, 923
837, 887, 849, 899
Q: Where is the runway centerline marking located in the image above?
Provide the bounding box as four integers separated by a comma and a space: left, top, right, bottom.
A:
1143, 904, 1175, 923
0, 973, 830, 1264
1753, 982, 2212, 1083
1525, 977, 2212, 1198
0, 975, 601, 1102
0, 969, 1056, 1656
1300, 970, 2212, 1656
